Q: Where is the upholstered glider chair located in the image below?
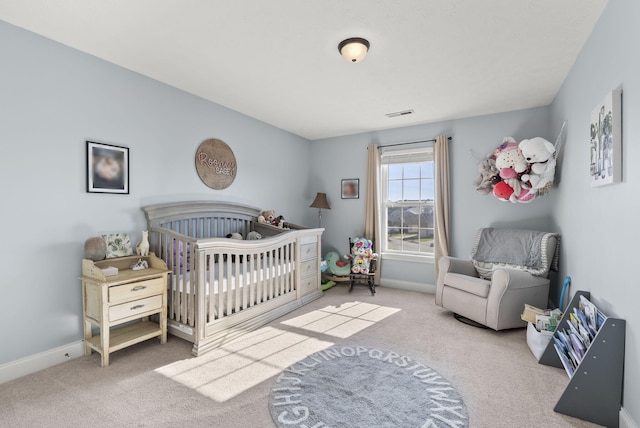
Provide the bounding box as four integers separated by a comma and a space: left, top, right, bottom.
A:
436, 228, 560, 330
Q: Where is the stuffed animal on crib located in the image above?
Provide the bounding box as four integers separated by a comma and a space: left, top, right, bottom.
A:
136, 231, 149, 256
246, 231, 262, 240
259, 210, 276, 225
226, 232, 243, 240
273, 215, 285, 228
345, 238, 378, 274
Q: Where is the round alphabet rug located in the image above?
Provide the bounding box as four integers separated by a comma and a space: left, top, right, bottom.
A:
269, 345, 468, 428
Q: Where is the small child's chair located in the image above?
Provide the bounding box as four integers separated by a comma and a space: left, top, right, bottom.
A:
346, 237, 378, 295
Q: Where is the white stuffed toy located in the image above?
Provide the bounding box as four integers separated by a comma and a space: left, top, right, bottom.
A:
494, 137, 528, 176
136, 231, 149, 256
246, 231, 262, 240
519, 137, 556, 189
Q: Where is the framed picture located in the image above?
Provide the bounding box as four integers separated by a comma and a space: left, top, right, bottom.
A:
341, 178, 359, 199
87, 141, 129, 194
590, 89, 622, 187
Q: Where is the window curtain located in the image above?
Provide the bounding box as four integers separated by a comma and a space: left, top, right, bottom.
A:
364, 143, 381, 285
433, 135, 451, 281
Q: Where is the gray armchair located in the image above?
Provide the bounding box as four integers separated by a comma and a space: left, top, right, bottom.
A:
436, 228, 559, 330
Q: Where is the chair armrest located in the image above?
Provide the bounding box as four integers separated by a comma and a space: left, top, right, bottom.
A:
486, 268, 551, 330
436, 256, 479, 306
491, 269, 550, 291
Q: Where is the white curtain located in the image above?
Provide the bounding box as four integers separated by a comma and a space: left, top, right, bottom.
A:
364, 143, 381, 285
433, 135, 451, 281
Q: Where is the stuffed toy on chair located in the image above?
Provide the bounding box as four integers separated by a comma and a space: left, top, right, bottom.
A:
345, 238, 378, 274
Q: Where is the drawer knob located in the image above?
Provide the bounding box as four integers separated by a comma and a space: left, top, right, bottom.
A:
130, 304, 145, 310
132, 285, 147, 291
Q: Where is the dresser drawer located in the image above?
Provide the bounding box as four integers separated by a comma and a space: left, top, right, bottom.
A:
109, 278, 165, 304
299, 275, 318, 294
300, 243, 317, 261
300, 259, 318, 278
109, 295, 163, 323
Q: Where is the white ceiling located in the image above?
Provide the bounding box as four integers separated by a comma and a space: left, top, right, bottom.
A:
0, 1, 607, 140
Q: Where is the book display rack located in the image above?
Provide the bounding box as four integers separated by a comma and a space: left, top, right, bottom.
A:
539, 290, 625, 427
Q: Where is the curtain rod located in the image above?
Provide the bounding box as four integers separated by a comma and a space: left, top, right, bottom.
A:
375, 136, 452, 149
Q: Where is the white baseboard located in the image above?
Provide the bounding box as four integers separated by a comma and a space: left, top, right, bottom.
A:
621, 407, 639, 428
380, 279, 436, 294
0, 341, 84, 384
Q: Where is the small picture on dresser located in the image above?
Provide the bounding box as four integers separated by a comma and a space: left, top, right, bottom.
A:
87, 141, 129, 194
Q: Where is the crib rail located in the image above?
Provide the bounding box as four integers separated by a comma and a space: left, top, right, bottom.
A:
148, 225, 298, 344
196, 234, 298, 337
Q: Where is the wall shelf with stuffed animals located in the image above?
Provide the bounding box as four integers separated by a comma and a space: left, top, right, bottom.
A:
473, 122, 566, 203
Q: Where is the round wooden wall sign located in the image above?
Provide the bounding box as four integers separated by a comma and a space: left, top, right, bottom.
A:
195, 138, 237, 189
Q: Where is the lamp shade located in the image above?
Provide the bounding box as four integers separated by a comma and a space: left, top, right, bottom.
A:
338, 37, 370, 63
310, 192, 330, 209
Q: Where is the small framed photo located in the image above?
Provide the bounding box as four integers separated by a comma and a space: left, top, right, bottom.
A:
87, 141, 129, 194
341, 178, 359, 199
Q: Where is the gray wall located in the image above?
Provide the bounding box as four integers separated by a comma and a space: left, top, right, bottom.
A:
0, 21, 313, 365
309, 107, 554, 289
2, 3, 638, 422
549, 0, 640, 422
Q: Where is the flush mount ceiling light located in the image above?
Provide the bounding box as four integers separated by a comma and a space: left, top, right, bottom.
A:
338, 37, 370, 63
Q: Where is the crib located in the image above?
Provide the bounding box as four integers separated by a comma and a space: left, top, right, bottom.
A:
142, 201, 323, 356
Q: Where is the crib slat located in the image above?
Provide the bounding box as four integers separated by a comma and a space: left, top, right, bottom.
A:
189, 245, 196, 326
286, 245, 290, 294
234, 254, 241, 314
245, 253, 256, 308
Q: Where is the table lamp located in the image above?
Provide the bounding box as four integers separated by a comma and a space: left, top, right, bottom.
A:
309, 192, 330, 227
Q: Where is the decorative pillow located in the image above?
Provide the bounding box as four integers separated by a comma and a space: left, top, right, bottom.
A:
101, 233, 134, 258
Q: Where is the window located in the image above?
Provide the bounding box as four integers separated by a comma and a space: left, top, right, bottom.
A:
380, 147, 435, 260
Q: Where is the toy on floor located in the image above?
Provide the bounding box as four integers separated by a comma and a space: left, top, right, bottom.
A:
324, 251, 352, 276
321, 280, 337, 291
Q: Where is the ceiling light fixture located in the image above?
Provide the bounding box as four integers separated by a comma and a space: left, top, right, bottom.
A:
338, 37, 370, 63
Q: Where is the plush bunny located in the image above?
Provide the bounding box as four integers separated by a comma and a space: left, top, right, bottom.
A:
473, 157, 500, 195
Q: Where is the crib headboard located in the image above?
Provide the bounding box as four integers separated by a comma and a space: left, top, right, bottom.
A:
142, 200, 262, 239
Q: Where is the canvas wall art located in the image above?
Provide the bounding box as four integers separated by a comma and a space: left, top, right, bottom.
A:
590, 89, 622, 187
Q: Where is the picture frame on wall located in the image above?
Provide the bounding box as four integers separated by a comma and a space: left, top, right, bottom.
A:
590, 89, 622, 187
86, 141, 129, 194
341, 178, 359, 199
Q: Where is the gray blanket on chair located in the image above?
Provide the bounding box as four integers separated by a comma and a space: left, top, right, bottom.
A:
472, 228, 548, 269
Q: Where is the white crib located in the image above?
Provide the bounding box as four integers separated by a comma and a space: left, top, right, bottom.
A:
142, 201, 323, 356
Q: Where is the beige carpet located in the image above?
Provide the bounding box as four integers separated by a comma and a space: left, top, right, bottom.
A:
0, 286, 603, 427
